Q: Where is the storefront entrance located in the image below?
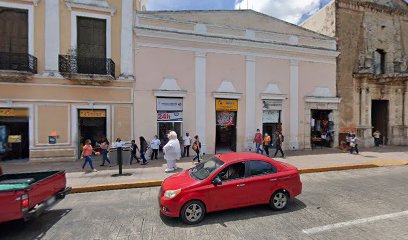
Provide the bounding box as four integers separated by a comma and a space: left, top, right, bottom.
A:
156, 97, 183, 149
371, 100, 389, 145
0, 108, 29, 161
310, 109, 334, 148
262, 100, 282, 148
77, 109, 106, 158
215, 99, 238, 153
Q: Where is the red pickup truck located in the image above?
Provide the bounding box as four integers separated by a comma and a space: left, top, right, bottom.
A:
0, 165, 71, 224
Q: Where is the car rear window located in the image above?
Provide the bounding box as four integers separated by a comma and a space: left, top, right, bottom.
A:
249, 160, 277, 176
189, 157, 224, 180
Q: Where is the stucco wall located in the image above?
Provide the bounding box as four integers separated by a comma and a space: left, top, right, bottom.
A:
301, 0, 336, 37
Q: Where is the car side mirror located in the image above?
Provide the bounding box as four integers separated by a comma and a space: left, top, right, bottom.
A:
212, 176, 222, 186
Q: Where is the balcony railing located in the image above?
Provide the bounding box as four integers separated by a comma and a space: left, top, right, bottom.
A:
0, 52, 38, 74
59, 55, 115, 78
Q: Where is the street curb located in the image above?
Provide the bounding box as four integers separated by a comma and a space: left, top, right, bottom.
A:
70, 163, 403, 194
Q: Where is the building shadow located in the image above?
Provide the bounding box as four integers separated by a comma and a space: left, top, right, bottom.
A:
0, 209, 71, 240
160, 198, 306, 227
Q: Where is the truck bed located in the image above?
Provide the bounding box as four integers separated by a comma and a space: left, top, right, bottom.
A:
0, 171, 60, 191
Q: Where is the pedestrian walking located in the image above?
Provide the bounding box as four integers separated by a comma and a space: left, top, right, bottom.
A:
150, 135, 160, 160
113, 138, 125, 148
273, 131, 285, 158
263, 133, 271, 157
253, 129, 264, 154
163, 131, 181, 172
349, 134, 359, 154
81, 139, 97, 172
182, 132, 192, 157
139, 136, 148, 165
129, 139, 140, 164
373, 130, 381, 147
99, 138, 112, 166
192, 135, 202, 163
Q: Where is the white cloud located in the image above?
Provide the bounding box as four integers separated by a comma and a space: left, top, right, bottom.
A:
235, 0, 322, 24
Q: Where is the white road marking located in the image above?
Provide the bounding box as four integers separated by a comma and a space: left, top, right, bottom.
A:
302, 210, 408, 235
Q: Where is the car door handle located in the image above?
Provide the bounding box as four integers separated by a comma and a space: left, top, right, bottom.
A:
237, 184, 246, 187
270, 178, 277, 182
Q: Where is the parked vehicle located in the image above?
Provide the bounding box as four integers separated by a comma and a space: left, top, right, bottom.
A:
159, 152, 302, 224
0, 165, 71, 224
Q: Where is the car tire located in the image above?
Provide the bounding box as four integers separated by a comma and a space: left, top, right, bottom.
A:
180, 200, 206, 225
270, 190, 289, 211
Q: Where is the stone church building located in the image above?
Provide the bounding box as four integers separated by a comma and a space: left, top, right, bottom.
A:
302, 0, 408, 146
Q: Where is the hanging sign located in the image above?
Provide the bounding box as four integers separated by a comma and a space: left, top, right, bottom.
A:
216, 99, 238, 111
0, 108, 29, 117
157, 112, 183, 122
216, 111, 236, 126
79, 110, 106, 118
263, 110, 280, 123
157, 98, 183, 111
8, 135, 22, 143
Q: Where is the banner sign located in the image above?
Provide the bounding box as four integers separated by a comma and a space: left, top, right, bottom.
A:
157, 112, 183, 122
262, 100, 282, 110
263, 110, 280, 123
0, 108, 29, 117
216, 99, 238, 111
157, 98, 183, 111
8, 135, 22, 143
79, 110, 106, 118
216, 111, 236, 126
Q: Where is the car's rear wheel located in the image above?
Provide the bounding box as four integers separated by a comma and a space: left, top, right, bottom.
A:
180, 200, 206, 224
270, 190, 288, 210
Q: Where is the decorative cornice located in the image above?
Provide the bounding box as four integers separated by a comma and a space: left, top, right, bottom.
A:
212, 92, 242, 99
22, 0, 41, 6
153, 89, 187, 97
261, 93, 288, 100
338, 0, 408, 16
305, 96, 341, 103
65, 2, 116, 16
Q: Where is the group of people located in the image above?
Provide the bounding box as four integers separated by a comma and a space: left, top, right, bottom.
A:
253, 129, 285, 158
345, 132, 359, 154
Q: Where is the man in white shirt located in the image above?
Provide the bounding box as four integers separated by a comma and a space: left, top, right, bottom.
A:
150, 135, 160, 160
182, 132, 192, 158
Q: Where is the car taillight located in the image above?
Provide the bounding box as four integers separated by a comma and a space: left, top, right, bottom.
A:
21, 194, 29, 212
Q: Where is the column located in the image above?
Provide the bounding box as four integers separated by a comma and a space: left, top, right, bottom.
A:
120, 0, 134, 79
289, 59, 299, 149
360, 81, 367, 126
44, 0, 60, 74
404, 83, 408, 140
245, 56, 256, 151
195, 51, 207, 153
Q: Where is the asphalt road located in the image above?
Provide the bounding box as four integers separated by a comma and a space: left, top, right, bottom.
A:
1, 166, 408, 240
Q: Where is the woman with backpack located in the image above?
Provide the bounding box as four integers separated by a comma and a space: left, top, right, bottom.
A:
192, 135, 202, 163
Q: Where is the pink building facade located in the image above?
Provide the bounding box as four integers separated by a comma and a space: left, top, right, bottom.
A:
134, 10, 340, 154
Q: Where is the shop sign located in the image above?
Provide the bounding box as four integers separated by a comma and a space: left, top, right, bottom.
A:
79, 110, 106, 118
157, 98, 183, 111
48, 136, 57, 144
216, 99, 238, 111
263, 110, 280, 123
157, 112, 183, 122
8, 135, 22, 143
216, 111, 236, 126
0, 108, 29, 117
262, 100, 282, 110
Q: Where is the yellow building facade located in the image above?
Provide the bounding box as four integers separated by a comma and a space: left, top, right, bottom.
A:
0, 0, 140, 161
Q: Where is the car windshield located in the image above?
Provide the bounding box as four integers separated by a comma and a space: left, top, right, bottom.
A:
189, 157, 224, 180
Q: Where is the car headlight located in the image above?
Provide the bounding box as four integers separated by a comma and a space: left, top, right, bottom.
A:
164, 189, 181, 199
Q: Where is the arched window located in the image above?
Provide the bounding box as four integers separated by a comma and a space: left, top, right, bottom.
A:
374, 49, 386, 74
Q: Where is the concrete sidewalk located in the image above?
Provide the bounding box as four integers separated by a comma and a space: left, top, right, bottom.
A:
1, 146, 407, 192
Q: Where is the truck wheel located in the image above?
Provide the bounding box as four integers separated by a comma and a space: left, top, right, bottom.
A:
180, 200, 206, 224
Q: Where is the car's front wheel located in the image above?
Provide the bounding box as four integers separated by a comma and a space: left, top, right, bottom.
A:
270, 190, 288, 210
180, 200, 206, 224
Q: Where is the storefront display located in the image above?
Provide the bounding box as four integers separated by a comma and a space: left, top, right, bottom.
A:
157, 98, 183, 148
0, 108, 29, 160
262, 100, 282, 148
215, 99, 238, 153
78, 109, 107, 157
310, 110, 334, 148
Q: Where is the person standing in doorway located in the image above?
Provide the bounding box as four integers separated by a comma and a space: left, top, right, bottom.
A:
253, 129, 264, 154
81, 139, 97, 173
192, 135, 202, 163
139, 136, 148, 165
373, 130, 381, 147
129, 139, 140, 164
263, 133, 271, 157
150, 135, 160, 160
182, 132, 192, 158
350, 134, 359, 154
100, 138, 112, 167
273, 131, 285, 158
163, 131, 181, 172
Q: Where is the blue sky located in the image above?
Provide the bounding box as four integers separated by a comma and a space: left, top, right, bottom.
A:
147, 0, 407, 25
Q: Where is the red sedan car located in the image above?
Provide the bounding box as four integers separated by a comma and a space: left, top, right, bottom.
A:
159, 152, 302, 224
